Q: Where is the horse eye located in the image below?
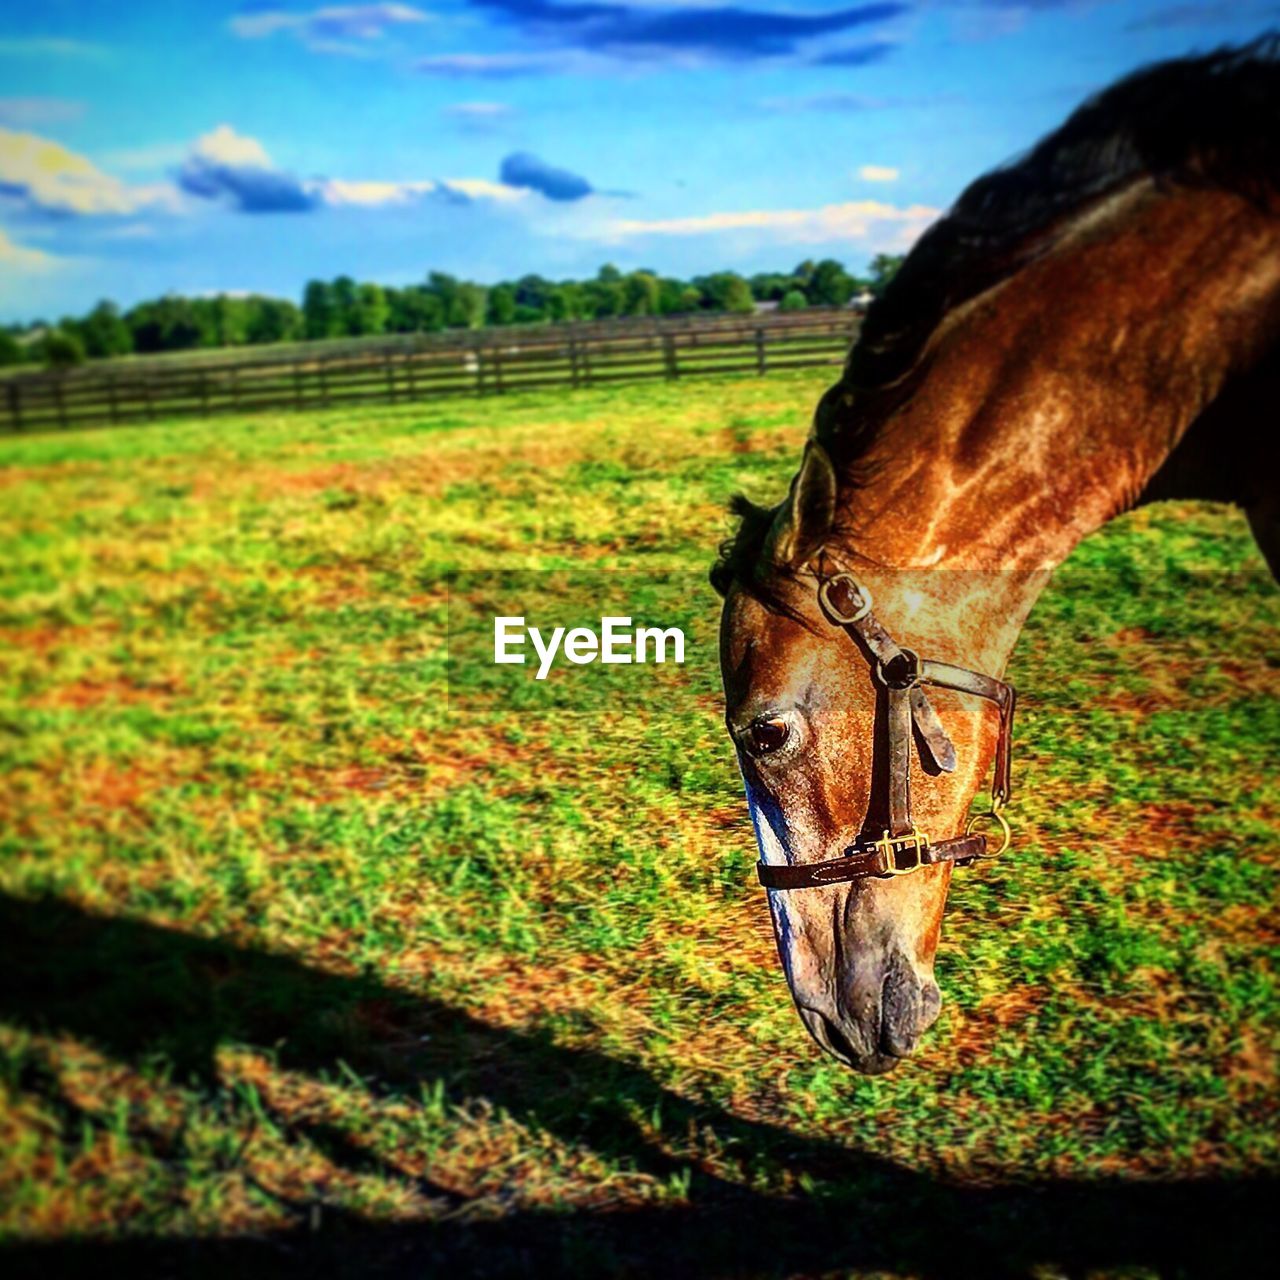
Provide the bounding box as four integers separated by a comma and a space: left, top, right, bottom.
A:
746, 716, 791, 757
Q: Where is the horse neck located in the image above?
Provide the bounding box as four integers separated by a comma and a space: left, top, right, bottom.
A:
829, 181, 1280, 673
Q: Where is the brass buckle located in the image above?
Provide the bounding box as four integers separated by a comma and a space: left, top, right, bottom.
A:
965, 798, 1012, 857
819, 572, 873, 625
873, 827, 930, 877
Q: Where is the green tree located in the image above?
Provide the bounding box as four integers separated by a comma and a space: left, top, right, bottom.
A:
0, 329, 25, 366
349, 282, 389, 336
655, 278, 687, 314
487, 284, 517, 326
543, 284, 572, 323
791, 259, 817, 294
513, 274, 553, 318
331, 276, 359, 335
724, 276, 756, 313
868, 253, 904, 295
780, 289, 808, 312
79, 300, 133, 359
245, 297, 302, 344
125, 297, 207, 352
302, 280, 339, 340
584, 277, 624, 318
749, 271, 793, 303
696, 272, 755, 314
426, 273, 486, 329
38, 327, 86, 368
453, 283, 487, 329
548, 282, 590, 322
205, 295, 248, 347
622, 270, 661, 316
419, 293, 446, 332
386, 287, 442, 333
809, 259, 854, 306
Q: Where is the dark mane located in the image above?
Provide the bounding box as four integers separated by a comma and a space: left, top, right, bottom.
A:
714, 35, 1280, 596
709, 493, 781, 599
837, 34, 1280, 407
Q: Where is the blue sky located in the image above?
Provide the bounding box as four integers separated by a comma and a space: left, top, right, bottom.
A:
0, 1, 1274, 320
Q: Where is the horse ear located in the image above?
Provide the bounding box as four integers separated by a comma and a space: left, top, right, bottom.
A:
774, 441, 836, 567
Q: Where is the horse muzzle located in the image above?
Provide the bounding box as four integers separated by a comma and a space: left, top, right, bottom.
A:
798, 949, 943, 1073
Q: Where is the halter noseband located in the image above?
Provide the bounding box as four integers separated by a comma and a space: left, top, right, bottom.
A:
756, 561, 1016, 891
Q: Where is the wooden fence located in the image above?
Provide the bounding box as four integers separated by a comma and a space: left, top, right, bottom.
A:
0, 309, 861, 435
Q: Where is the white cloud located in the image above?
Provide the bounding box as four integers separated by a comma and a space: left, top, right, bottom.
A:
0, 127, 177, 216
314, 176, 526, 207
0, 227, 57, 271
231, 5, 431, 53
177, 125, 320, 212
858, 165, 899, 182
443, 178, 527, 203
316, 178, 437, 207
444, 101, 514, 119
0, 118, 536, 233
188, 124, 274, 171
176, 128, 527, 211
601, 200, 939, 247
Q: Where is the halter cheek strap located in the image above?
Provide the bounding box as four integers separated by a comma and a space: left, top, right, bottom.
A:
756, 567, 1016, 891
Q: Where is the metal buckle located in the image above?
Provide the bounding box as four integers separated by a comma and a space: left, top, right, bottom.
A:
819, 573, 873, 625
873, 827, 930, 877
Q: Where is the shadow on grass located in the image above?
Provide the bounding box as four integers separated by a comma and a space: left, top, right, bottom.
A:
0, 891, 1273, 1278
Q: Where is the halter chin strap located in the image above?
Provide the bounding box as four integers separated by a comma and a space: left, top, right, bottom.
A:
756, 563, 1016, 891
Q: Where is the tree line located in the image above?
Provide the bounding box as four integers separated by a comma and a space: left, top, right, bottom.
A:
0, 256, 902, 369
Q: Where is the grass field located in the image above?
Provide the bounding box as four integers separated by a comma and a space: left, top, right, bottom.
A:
0, 370, 1276, 1277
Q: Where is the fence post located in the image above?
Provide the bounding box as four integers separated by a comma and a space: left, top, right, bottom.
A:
54, 378, 68, 429
755, 326, 767, 376
230, 367, 241, 413
473, 344, 485, 396
569, 337, 581, 389
6, 380, 21, 432
292, 361, 303, 410
384, 351, 396, 404
663, 332, 679, 380
107, 376, 119, 425
319, 358, 330, 407
492, 345, 504, 395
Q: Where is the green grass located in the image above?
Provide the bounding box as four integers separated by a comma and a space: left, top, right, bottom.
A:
0, 370, 1276, 1276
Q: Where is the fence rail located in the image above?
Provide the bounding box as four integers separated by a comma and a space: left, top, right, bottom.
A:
0, 309, 861, 435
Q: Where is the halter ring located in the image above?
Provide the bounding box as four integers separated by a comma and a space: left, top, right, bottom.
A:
966, 805, 1012, 857
875, 648, 921, 689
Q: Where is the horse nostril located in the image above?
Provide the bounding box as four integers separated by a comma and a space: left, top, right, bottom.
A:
920, 982, 943, 1029
880, 957, 933, 1058
820, 1015, 861, 1065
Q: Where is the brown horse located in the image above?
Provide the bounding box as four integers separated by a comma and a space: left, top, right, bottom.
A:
714, 40, 1280, 1074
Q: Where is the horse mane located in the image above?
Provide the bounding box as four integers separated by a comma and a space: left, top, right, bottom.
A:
713, 35, 1280, 597
839, 34, 1280, 405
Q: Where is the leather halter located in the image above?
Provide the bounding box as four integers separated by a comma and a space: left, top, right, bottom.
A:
756, 561, 1017, 891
